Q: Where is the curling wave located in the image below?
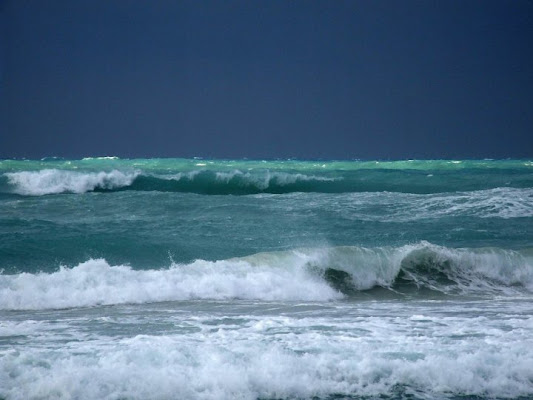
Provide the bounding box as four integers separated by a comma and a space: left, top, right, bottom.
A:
1, 243, 532, 310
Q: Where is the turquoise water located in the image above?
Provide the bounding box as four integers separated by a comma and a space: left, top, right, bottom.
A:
1, 158, 532, 399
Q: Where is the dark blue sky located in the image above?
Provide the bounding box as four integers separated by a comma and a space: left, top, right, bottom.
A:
2, 0, 532, 159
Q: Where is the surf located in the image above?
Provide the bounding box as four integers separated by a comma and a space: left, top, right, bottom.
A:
2, 242, 531, 310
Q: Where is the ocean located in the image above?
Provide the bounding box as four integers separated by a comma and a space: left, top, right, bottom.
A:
0, 158, 532, 400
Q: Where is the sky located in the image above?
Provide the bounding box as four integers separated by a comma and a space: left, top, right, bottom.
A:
1, 0, 532, 160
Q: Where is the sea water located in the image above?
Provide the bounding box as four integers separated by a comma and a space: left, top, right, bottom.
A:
0, 158, 532, 400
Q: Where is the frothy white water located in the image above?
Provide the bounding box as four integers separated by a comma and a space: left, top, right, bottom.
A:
5, 169, 139, 195
0, 257, 341, 310
2, 306, 532, 400
1, 243, 532, 310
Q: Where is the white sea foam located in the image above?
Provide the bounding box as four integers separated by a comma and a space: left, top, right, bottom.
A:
1, 309, 532, 400
5, 169, 139, 195
0, 256, 341, 310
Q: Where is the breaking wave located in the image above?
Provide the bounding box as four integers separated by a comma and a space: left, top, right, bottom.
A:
1, 243, 532, 310
1, 169, 342, 196
3, 170, 531, 219
3, 167, 533, 197
1, 158, 533, 195
4, 169, 139, 195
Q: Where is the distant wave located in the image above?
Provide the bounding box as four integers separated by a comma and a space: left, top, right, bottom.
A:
1, 169, 341, 196
4, 169, 139, 195
3, 167, 533, 196
2, 170, 532, 220
143, 169, 341, 194
2, 242, 531, 310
